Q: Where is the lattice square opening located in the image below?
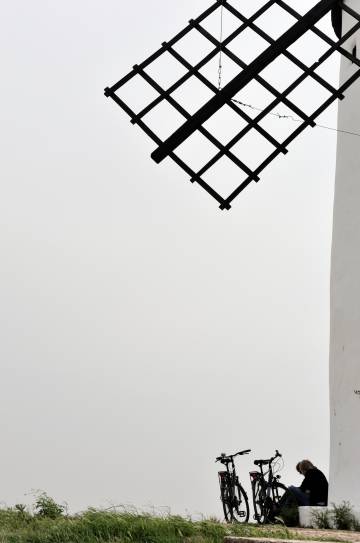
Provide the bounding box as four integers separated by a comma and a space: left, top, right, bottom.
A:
202, 6, 241, 41
145, 52, 189, 90
287, 76, 333, 116
260, 55, 304, 92
199, 54, 242, 88
201, 156, 249, 200
228, 28, 270, 65
172, 28, 215, 66
115, 75, 159, 115
232, 129, 276, 171
314, 13, 335, 34
254, 3, 297, 40
203, 105, 248, 146
170, 76, 214, 114
176, 131, 220, 172
288, 31, 330, 67
142, 101, 187, 141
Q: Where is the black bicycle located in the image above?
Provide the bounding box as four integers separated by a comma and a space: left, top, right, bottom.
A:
216, 449, 250, 523
249, 449, 287, 524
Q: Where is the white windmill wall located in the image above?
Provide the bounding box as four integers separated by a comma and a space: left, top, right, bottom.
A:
329, 0, 360, 510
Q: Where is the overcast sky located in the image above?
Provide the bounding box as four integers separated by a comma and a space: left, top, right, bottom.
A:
0, 0, 343, 517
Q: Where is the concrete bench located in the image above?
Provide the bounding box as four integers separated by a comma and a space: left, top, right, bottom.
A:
298, 506, 328, 528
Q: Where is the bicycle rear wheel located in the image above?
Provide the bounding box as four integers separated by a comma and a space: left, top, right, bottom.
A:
221, 486, 233, 523
252, 479, 268, 524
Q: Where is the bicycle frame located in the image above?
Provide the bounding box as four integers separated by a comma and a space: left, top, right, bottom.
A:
219, 457, 238, 501
216, 449, 251, 523
250, 450, 285, 523
251, 462, 280, 499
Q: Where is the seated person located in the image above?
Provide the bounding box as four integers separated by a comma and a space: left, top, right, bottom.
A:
294, 459, 328, 506
274, 459, 328, 518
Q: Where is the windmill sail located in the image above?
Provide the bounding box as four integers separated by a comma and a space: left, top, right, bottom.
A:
105, 0, 360, 210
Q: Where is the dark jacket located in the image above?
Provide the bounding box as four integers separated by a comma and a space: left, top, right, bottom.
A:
300, 467, 328, 506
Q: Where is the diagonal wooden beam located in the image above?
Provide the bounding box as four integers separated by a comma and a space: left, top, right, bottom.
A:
151, 0, 338, 164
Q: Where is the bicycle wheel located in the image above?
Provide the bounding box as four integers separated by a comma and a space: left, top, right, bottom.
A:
260, 483, 287, 524
272, 482, 287, 505
252, 479, 268, 524
221, 485, 233, 523
232, 483, 249, 523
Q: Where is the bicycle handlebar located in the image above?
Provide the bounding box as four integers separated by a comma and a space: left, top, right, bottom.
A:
253, 450, 282, 466
215, 449, 251, 462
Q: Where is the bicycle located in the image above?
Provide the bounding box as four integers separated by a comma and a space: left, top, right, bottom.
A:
216, 449, 250, 523
249, 449, 287, 524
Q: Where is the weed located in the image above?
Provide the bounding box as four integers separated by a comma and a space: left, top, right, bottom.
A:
331, 502, 355, 531
312, 502, 360, 532
33, 492, 65, 520
312, 508, 332, 529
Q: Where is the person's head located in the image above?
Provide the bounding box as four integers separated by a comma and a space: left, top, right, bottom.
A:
296, 459, 315, 475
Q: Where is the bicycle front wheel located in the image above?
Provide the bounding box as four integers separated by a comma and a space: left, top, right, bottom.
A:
232, 484, 249, 523
263, 481, 286, 524
272, 482, 287, 505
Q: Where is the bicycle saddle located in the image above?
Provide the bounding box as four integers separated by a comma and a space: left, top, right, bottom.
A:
254, 459, 270, 466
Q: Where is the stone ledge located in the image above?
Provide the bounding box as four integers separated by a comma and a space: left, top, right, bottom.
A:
225, 530, 360, 543
298, 506, 328, 528
292, 527, 360, 542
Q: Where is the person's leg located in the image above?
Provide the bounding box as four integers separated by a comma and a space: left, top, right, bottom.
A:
287, 486, 310, 506
273, 486, 309, 518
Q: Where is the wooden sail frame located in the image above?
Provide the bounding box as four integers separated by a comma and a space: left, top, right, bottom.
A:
105, 0, 360, 209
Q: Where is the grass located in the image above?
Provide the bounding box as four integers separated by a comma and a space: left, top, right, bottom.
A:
0, 508, 285, 543
0, 507, 353, 543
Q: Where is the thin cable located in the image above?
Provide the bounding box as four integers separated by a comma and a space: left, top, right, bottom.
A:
317, 124, 360, 138
232, 98, 302, 122
214, 6, 359, 139
218, 4, 224, 91
231, 98, 360, 138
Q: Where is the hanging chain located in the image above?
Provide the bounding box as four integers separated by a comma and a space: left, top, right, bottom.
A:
218, 3, 224, 91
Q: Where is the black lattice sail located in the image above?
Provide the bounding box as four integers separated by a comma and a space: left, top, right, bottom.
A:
105, 0, 360, 210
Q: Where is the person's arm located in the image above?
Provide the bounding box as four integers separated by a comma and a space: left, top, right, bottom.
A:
300, 472, 312, 495
300, 475, 307, 491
